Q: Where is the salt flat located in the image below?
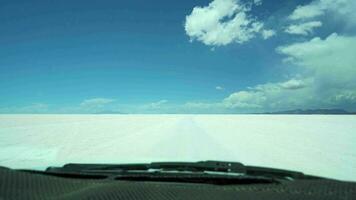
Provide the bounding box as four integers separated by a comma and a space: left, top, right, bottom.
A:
0, 114, 355, 181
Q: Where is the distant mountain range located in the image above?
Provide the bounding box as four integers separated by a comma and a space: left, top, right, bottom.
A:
90, 109, 355, 115
262, 109, 356, 115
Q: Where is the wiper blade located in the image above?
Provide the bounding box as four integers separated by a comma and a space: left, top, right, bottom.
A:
46, 161, 246, 174
43, 160, 324, 181
23, 168, 277, 185
150, 161, 246, 173
36, 161, 276, 185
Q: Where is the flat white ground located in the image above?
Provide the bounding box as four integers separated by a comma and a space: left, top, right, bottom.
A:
0, 114, 355, 181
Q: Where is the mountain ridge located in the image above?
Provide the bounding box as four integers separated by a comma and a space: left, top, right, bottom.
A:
261, 109, 355, 115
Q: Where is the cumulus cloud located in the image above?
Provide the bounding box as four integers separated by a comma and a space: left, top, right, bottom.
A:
285, 21, 322, 35
254, 0, 262, 6
277, 33, 356, 107
184, 0, 273, 46
219, 34, 356, 112
214, 12, 356, 112
221, 78, 312, 111
262, 29, 276, 39
278, 1, 356, 110
178, 0, 356, 113
279, 79, 307, 90
279, 34, 356, 75
185, 31, 356, 112
277, 33, 356, 82
289, 4, 324, 20
176, 34, 356, 112
288, 0, 356, 24
223, 90, 266, 109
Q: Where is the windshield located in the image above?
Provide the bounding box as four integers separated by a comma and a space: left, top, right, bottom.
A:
0, 0, 355, 182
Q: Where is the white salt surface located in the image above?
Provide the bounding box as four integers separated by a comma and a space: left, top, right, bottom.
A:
0, 114, 355, 181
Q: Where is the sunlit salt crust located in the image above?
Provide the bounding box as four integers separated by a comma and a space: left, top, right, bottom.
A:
0, 114, 355, 181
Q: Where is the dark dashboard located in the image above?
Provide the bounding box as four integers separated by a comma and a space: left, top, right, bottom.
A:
1, 164, 355, 200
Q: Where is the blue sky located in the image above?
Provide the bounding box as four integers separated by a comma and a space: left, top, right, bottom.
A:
1, 0, 355, 113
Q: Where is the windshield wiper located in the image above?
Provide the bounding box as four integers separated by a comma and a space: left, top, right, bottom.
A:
39, 161, 278, 184
46, 161, 246, 174
20, 161, 324, 184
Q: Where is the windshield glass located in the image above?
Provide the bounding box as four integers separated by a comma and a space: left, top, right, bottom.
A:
0, 0, 355, 182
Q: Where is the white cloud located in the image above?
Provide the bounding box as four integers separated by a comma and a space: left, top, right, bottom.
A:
221, 78, 312, 111
223, 90, 266, 109
183, 31, 356, 112
261, 29, 276, 39
277, 33, 356, 80
179, 1, 356, 113
215, 86, 224, 90
334, 91, 356, 103
80, 98, 115, 108
279, 79, 306, 90
214, 34, 356, 112
185, 0, 272, 46
254, 0, 262, 6
288, 0, 356, 24
285, 21, 322, 35
276, 33, 356, 108
289, 4, 324, 20
184, 26, 356, 112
